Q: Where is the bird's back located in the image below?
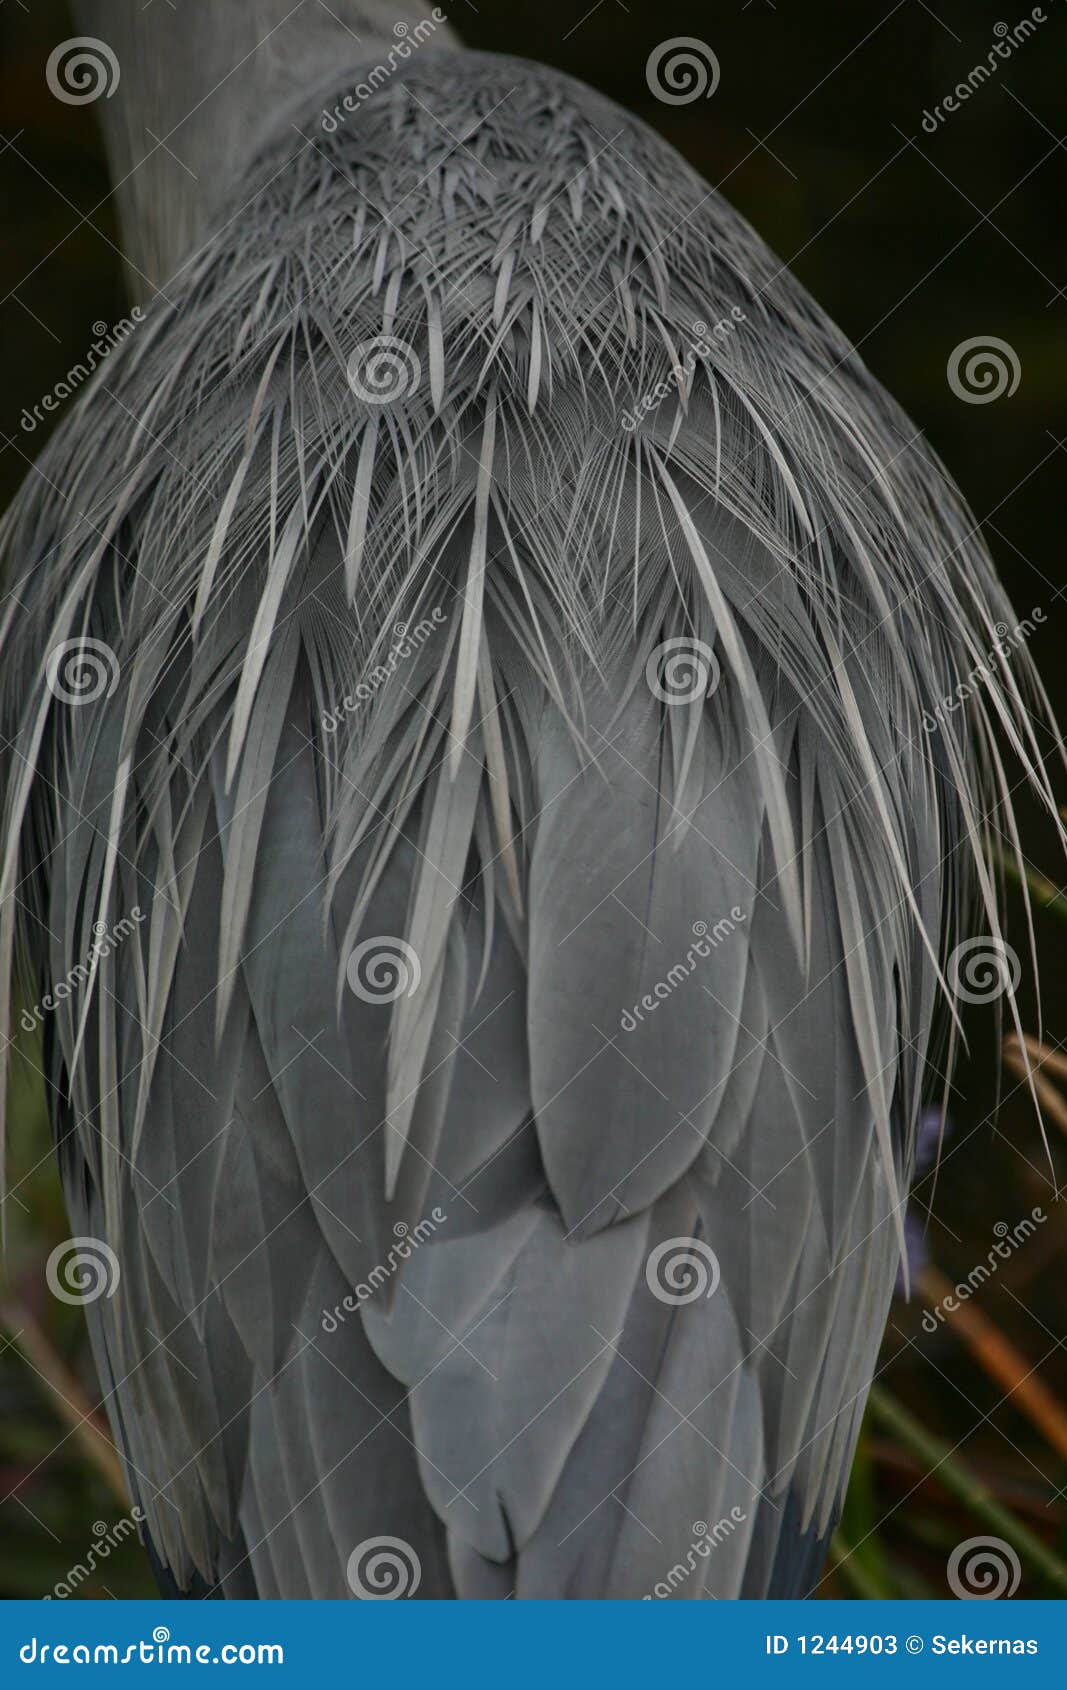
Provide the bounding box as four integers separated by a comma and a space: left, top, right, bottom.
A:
0, 46, 1045, 1598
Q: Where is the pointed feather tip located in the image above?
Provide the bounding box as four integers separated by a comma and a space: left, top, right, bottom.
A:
382, 1113, 408, 1201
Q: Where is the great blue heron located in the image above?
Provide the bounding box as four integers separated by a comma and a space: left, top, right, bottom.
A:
0, 1, 1058, 1599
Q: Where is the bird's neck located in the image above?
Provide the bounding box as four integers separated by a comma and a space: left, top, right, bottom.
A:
72, 1, 458, 297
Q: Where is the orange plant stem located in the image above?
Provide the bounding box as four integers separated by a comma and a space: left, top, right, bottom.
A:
918, 1265, 1067, 1463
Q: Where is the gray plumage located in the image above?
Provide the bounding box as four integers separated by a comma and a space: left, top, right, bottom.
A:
0, 1, 1058, 1599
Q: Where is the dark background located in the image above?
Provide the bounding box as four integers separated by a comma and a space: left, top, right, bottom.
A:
1, 0, 1064, 1599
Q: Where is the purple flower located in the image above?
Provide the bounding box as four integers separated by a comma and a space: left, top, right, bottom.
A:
896, 1106, 950, 1294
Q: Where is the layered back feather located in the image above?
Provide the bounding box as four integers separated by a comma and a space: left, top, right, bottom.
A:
0, 46, 1059, 1597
